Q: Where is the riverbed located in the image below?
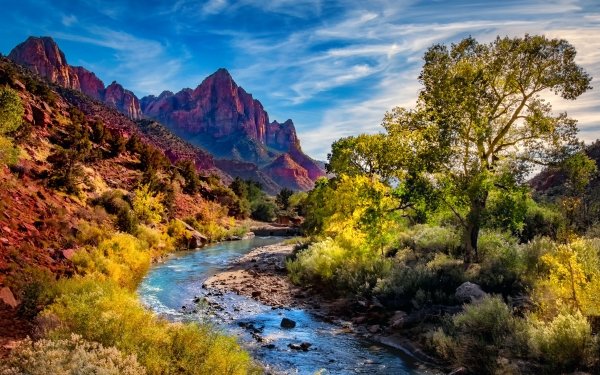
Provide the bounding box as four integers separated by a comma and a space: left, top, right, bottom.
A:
138, 237, 432, 374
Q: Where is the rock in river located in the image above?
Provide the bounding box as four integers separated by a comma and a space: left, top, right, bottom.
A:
281, 317, 296, 329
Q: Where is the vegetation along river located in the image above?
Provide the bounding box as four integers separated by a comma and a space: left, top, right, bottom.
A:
138, 237, 433, 374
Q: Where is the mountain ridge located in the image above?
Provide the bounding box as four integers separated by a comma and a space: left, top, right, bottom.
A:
7, 36, 325, 193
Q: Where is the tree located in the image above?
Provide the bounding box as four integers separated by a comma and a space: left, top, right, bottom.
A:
276, 188, 294, 210
384, 35, 591, 261
132, 184, 165, 225
0, 86, 23, 134
0, 86, 23, 165
176, 159, 200, 194
327, 133, 401, 182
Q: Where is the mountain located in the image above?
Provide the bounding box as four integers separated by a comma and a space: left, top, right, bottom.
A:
140, 69, 326, 188
7, 36, 325, 192
8, 36, 142, 119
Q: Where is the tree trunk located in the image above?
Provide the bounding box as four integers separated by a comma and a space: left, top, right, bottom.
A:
464, 191, 488, 263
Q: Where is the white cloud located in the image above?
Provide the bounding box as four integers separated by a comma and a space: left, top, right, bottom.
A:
61, 14, 77, 27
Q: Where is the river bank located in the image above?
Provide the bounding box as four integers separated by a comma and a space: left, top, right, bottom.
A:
202, 242, 444, 371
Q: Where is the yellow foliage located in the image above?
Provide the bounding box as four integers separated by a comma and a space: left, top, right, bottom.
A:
42, 278, 255, 375
132, 184, 165, 225
72, 233, 151, 289
533, 238, 600, 318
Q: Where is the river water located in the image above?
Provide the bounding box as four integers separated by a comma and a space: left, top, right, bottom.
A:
138, 237, 431, 375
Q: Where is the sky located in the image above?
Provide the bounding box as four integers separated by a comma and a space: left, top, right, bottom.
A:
0, 0, 599, 160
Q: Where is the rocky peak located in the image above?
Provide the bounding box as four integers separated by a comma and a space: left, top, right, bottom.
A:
8, 36, 77, 89
8, 36, 141, 120
105, 82, 142, 120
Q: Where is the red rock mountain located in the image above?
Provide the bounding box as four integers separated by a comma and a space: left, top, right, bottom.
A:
8, 36, 142, 119
8, 36, 325, 192
141, 69, 325, 188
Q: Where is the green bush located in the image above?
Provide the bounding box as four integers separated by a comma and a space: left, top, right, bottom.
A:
395, 225, 461, 255
469, 230, 522, 292
288, 238, 391, 296
374, 253, 464, 308
527, 311, 597, 371
251, 200, 277, 222
520, 203, 565, 242
431, 296, 522, 374
0, 334, 146, 375
94, 190, 138, 233
0, 86, 24, 165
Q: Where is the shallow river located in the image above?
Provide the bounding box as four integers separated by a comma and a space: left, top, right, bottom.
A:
138, 237, 431, 375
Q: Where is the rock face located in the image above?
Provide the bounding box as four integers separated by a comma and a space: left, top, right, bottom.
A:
261, 153, 314, 191
141, 68, 325, 190
8, 36, 141, 119
104, 82, 142, 120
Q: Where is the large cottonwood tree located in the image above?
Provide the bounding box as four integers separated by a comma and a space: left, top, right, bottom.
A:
384, 35, 592, 261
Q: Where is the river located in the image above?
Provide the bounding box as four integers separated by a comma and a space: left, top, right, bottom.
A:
138, 237, 432, 375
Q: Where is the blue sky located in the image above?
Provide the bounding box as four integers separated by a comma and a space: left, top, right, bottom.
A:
1, 0, 599, 160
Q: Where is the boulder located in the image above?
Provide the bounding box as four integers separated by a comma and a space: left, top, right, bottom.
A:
389, 310, 408, 328
455, 282, 487, 303
368, 324, 380, 333
288, 342, 311, 351
280, 317, 296, 329
0, 287, 18, 308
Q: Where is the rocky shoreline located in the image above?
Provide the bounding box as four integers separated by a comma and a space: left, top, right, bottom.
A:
202, 242, 444, 372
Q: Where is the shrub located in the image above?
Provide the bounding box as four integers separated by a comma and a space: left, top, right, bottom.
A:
469, 230, 522, 292
132, 184, 165, 225
288, 238, 391, 296
395, 225, 460, 255
72, 233, 151, 289
527, 311, 597, 371
0, 86, 24, 165
533, 238, 600, 318
431, 296, 521, 374
167, 219, 192, 248
251, 200, 277, 222
75, 221, 111, 247
374, 253, 464, 308
0, 334, 146, 375
94, 190, 138, 233
520, 203, 565, 242
42, 278, 255, 375
0, 86, 23, 135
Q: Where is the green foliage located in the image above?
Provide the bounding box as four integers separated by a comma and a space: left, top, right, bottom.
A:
275, 188, 293, 210
177, 159, 201, 194
229, 177, 276, 221
0, 86, 23, 135
132, 184, 165, 225
251, 200, 277, 222
520, 201, 565, 242
287, 238, 392, 296
0, 86, 23, 165
432, 296, 522, 374
395, 225, 461, 255
382, 35, 591, 259
0, 334, 146, 375
527, 311, 597, 371
93, 190, 138, 233
138, 144, 169, 173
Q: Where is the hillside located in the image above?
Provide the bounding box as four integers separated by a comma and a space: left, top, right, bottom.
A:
0, 56, 258, 362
